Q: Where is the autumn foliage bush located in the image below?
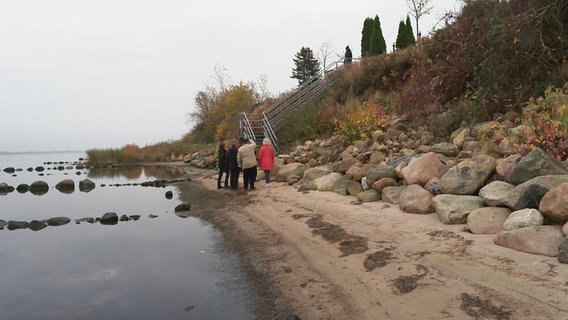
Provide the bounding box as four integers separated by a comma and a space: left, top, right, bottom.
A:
332, 102, 390, 141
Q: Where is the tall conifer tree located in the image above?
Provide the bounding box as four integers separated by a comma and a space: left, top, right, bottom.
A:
369, 15, 386, 55
361, 17, 374, 57
395, 20, 407, 50
405, 15, 416, 45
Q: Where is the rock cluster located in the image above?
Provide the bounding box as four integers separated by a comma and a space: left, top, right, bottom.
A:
272, 118, 568, 263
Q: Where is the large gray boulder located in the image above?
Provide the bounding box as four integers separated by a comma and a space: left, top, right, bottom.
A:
315, 172, 343, 192
440, 154, 496, 195
431, 142, 459, 157
508, 148, 568, 185
503, 208, 544, 231
494, 225, 564, 257
432, 194, 485, 224
478, 180, 515, 206
503, 175, 568, 210
332, 175, 349, 196
301, 166, 333, 190
276, 163, 306, 183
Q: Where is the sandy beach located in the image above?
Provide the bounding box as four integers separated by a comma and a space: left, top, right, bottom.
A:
177, 169, 568, 320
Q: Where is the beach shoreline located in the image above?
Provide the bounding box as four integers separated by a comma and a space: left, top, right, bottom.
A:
177, 168, 568, 319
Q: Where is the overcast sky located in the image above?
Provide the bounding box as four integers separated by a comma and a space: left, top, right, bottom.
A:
0, 0, 462, 152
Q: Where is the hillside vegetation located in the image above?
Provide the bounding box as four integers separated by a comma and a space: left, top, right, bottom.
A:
87, 0, 568, 164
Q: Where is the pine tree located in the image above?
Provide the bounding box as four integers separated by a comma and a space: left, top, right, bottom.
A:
291, 47, 321, 85
405, 15, 416, 46
361, 17, 374, 57
369, 15, 387, 56
395, 20, 406, 50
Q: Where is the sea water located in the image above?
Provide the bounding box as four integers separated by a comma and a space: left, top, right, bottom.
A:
0, 152, 259, 319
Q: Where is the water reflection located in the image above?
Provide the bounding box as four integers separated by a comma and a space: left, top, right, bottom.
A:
0, 208, 190, 231
87, 165, 187, 180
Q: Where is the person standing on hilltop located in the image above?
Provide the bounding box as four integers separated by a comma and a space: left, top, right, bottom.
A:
227, 139, 240, 190
344, 45, 353, 65
216, 142, 229, 189
258, 138, 275, 187
237, 137, 257, 191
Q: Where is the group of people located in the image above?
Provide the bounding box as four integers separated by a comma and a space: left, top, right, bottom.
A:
217, 137, 275, 191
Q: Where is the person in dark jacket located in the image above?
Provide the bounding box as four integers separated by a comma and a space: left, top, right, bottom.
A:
344, 45, 352, 65
217, 142, 229, 189
226, 139, 240, 190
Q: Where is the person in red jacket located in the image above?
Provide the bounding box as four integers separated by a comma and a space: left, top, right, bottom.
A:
258, 138, 275, 186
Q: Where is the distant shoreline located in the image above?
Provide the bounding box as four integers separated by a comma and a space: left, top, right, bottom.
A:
0, 150, 85, 155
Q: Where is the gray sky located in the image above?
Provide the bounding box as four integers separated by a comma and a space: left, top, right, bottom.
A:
0, 0, 461, 152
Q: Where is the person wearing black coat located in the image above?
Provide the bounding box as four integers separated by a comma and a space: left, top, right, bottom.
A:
217, 142, 229, 189
226, 140, 240, 190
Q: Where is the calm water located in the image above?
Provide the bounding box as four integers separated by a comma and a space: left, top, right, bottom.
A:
0, 152, 259, 319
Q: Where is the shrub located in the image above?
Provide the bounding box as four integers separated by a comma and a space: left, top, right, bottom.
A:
333, 102, 389, 141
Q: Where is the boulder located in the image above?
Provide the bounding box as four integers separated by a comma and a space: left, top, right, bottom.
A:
345, 180, 363, 196
496, 155, 522, 182
29, 181, 49, 195
3, 167, 16, 173
503, 175, 568, 210
400, 152, 448, 186
332, 175, 349, 196
337, 155, 360, 174
508, 148, 568, 185
365, 165, 397, 185
539, 182, 568, 224
79, 179, 96, 192
559, 237, 568, 263
432, 194, 485, 224
503, 208, 544, 231
7, 221, 28, 230
346, 163, 374, 182
356, 189, 381, 202
399, 185, 434, 214
16, 184, 29, 193
55, 179, 75, 193
381, 186, 406, 205
0, 183, 9, 194
372, 177, 397, 194
494, 225, 564, 257
100, 212, 119, 225
440, 154, 496, 195
47, 217, 71, 227
478, 181, 515, 207
175, 203, 191, 212
28, 220, 48, 231
315, 172, 343, 192
431, 142, 459, 157
301, 166, 333, 190
276, 163, 306, 183
424, 177, 443, 195
467, 207, 511, 234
